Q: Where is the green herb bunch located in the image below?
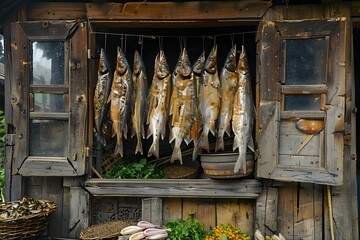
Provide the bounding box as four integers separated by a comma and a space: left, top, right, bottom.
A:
164, 213, 206, 240
102, 158, 165, 179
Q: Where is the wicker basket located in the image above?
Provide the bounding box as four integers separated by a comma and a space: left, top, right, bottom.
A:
80, 220, 138, 240
0, 199, 57, 240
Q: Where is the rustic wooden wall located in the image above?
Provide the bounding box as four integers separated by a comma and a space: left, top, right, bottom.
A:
162, 198, 254, 234
256, 3, 358, 239
2, 1, 359, 240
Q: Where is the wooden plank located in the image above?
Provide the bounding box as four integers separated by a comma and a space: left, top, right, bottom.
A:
163, 198, 182, 224
255, 187, 278, 236
257, 101, 280, 178
69, 187, 89, 238
327, 3, 358, 237
182, 198, 216, 231
282, 4, 321, 20
258, 22, 281, 101
278, 155, 320, 167
142, 198, 163, 226
275, 19, 339, 38
270, 167, 338, 185
69, 21, 88, 176
277, 183, 295, 239
85, 179, 263, 198
10, 21, 30, 173
18, 158, 78, 176
86, 1, 271, 21
313, 184, 323, 239
216, 199, 254, 236
29, 112, 70, 119
280, 84, 327, 94
28, 3, 86, 20
294, 183, 323, 239
281, 111, 325, 120
279, 122, 321, 156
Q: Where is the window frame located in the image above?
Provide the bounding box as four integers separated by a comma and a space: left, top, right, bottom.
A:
10, 21, 88, 176
256, 19, 346, 185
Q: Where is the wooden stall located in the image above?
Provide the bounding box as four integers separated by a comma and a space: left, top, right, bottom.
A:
0, 0, 358, 239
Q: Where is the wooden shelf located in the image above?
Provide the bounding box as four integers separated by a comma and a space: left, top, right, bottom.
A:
85, 178, 263, 199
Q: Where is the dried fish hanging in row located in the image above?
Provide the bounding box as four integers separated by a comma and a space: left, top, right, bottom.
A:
93, 40, 255, 173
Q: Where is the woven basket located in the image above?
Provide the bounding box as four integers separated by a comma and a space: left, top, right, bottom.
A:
80, 220, 138, 240
0, 199, 57, 240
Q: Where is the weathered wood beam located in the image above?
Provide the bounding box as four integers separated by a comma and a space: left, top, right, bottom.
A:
28, 3, 87, 20
85, 179, 263, 198
86, 1, 271, 27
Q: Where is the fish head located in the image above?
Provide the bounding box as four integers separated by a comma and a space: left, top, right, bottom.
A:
115, 47, 129, 75
224, 44, 237, 72
98, 48, 110, 74
192, 51, 205, 74
156, 50, 170, 79
133, 50, 141, 75
238, 45, 249, 74
204, 45, 218, 74
179, 48, 192, 77
173, 50, 183, 77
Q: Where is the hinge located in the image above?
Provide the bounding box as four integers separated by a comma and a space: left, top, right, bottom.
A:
85, 147, 90, 158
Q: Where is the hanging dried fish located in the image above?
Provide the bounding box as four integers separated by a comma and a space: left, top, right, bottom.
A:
108, 47, 132, 157
190, 51, 205, 160
216, 45, 238, 152
198, 45, 221, 152
131, 50, 148, 155
147, 51, 172, 159
169, 48, 196, 163
94, 48, 112, 146
232, 45, 255, 174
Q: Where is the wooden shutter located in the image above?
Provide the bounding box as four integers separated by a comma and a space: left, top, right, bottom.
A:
10, 21, 88, 176
257, 18, 346, 185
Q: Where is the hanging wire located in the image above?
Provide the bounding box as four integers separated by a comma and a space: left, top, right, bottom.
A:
104, 33, 107, 51
120, 34, 124, 51
202, 36, 205, 52
159, 36, 163, 51
90, 30, 258, 39
179, 37, 183, 51
138, 35, 144, 56
230, 34, 235, 46
124, 35, 127, 55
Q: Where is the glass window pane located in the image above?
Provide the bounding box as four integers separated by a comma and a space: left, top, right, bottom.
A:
33, 93, 68, 112
284, 94, 321, 111
29, 119, 68, 157
32, 41, 65, 85
285, 38, 326, 85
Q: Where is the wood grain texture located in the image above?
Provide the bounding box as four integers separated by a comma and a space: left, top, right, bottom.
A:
255, 187, 278, 236
28, 3, 86, 20
69, 187, 89, 238
162, 198, 182, 224
216, 199, 254, 236
86, 1, 271, 21
183, 198, 216, 231
85, 179, 263, 198
142, 198, 162, 226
